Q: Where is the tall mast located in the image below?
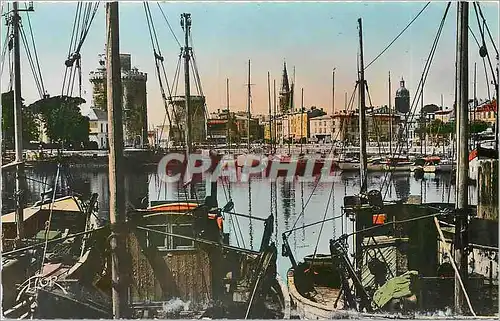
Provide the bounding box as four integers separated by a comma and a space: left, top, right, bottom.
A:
247, 59, 251, 152
332, 68, 336, 115
226, 78, 230, 153
181, 13, 192, 154
357, 18, 368, 193
454, 1, 469, 315
267, 71, 272, 151
273, 79, 277, 154
389, 71, 392, 155
12, 2, 25, 240
473, 62, 477, 149
300, 88, 304, 154
106, 2, 128, 317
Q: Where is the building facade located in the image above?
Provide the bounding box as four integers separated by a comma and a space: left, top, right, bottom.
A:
86, 107, 108, 149
309, 115, 334, 142
471, 99, 497, 126
89, 53, 148, 148
332, 109, 400, 144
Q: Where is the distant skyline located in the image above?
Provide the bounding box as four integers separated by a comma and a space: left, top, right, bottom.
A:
1, 1, 498, 127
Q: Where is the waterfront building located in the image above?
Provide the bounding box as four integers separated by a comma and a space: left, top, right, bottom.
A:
86, 107, 108, 149
332, 107, 400, 144
89, 53, 148, 148
309, 115, 334, 142
471, 99, 497, 126
206, 109, 262, 144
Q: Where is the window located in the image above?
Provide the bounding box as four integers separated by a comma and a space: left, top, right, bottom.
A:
101, 123, 104, 132
106, 124, 108, 133
146, 224, 195, 250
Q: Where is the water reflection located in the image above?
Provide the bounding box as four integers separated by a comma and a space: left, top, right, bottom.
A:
2, 167, 478, 279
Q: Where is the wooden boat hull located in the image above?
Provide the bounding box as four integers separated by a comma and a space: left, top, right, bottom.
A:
287, 268, 340, 319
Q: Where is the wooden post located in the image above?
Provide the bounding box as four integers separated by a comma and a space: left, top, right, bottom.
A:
454, 1, 469, 315
106, 2, 128, 317
12, 2, 25, 241
181, 13, 192, 154
357, 18, 367, 193
247, 59, 251, 152
267, 72, 272, 149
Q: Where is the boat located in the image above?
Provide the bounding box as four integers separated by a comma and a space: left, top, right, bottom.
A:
2, 193, 101, 318
20, 185, 286, 319
284, 9, 498, 319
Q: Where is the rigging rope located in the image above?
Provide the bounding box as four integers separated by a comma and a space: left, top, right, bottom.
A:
156, 2, 181, 48
19, 24, 44, 99
469, 26, 492, 100
39, 164, 61, 273
61, 2, 99, 97
287, 83, 358, 237
365, 2, 430, 70
377, 2, 451, 200
309, 179, 335, 270
24, 4, 45, 97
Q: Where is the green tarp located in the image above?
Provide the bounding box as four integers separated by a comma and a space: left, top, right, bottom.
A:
371, 270, 418, 310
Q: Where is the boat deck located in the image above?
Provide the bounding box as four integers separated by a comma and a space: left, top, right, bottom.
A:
310, 286, 343, 309
2, 196, 81, 224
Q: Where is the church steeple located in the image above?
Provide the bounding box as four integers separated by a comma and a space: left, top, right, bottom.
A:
279, 60, 291, 113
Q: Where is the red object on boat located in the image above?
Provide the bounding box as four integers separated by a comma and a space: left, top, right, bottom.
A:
372, 214, 386, 225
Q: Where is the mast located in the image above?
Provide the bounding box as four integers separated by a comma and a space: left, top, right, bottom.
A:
247, 59, 251, 152
357, 18, 368, 193
423, 71, 426, 156
181, 13, 192, 154
389, 71, 392, 155
106, 2, 128, 317
226, 78, 230, 153
300, 88, 304, 153
332, 68, 336, 115
12, 2, 25, 240
267, 72, 272, 151
454, 1, 469, 315
332, 68, 336, 142
273, 79, 277, 154
472, 62, 477, 149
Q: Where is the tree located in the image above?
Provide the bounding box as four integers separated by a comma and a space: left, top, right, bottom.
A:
1, 91, 39, 148
469, 120, 489, 134
29, 95, 89, 147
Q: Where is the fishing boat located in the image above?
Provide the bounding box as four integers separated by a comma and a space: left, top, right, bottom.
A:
2, 193, 101, 318
19, 183, 286, 319
283, 7, 498, 318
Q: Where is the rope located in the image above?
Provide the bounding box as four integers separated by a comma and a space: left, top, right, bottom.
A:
475, 2, 499, 58
19, 23, 43, 98
287, 83, 358, 236
365, 2, 430, 70
378, 2, 451, 200
0, 24, 10, 78
156, 2, 181, 48
38, 164, 61, 273
309, 179, 335, 270
24, 4, 45, 96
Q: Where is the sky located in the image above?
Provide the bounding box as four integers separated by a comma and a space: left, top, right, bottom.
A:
1, 1, 499, 128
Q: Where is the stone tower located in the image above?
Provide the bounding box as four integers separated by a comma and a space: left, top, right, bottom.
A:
89, 53, 148, 148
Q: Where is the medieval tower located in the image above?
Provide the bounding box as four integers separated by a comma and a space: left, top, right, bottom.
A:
89, 53, 148, 148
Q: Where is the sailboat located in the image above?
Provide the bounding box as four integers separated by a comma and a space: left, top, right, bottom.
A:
283, 6, 498, 318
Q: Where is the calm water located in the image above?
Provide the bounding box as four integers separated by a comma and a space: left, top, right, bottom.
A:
2, 166, 478, 278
